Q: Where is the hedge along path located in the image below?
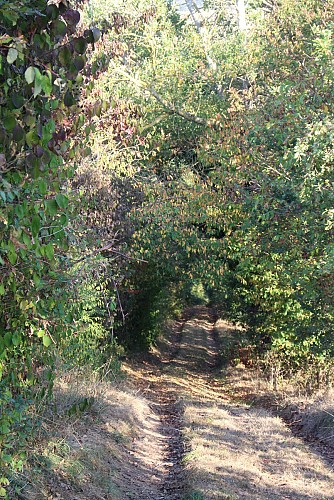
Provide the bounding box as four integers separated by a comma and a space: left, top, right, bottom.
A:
125, 307, 334, 499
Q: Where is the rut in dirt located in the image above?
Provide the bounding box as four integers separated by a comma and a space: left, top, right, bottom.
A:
158, 307, 219, 499
125, 315, 189, 500
127, 306, 219, 500
127, 306, 334, 499
154, 307, 219, 499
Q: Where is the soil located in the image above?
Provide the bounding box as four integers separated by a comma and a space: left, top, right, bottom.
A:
20, 306, 334, 499
121, 306, 334, 499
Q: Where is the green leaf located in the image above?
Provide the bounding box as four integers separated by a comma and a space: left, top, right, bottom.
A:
51, 99, 59, 110
25, 66, 36, 84
33, 68, 43, 97
0, 424, 10, 435
43, 335, 52, 347
8, 251, 17, 265
4, 332, 12, 347
7, 47, 18, 64
19, 248, 27, 259
11, 93, 24, 108
0, 486, 6, 497
31, 215, 40, 237
0, 283, 4, 295
45, 243, 54, 260
24, 114, 36, 127
23, 233, 32, 249
46, 198, 58, 216
19, 299, 29, 311
41, 74, 52, 96
73, 55, 85, 71
73, 36, 87, 54
59, 213, 68, 226
56, 193, 68, 209
58, 46, 72, 66
82, 147, 91, 158
3, 115, 16, 132
39, 179, 48, 195
13, 124, 25, 142
46, 4, 59, 20
64, 90, 75, 107
25, 129, 39, 147
3, 8, 19, 25
12, 332, 21, 346
51, 19, 67, 39
15, 204, 25, 219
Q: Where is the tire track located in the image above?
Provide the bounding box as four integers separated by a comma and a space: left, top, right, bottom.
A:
126, 306, 334, 499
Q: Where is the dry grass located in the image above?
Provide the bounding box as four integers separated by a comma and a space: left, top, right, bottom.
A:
214, 319, 334, 450
180, 317, 334, 499
12, 313, 334, 499
13, 367, 163, 499
291, 391, 334, 444
184, 401, 334, 499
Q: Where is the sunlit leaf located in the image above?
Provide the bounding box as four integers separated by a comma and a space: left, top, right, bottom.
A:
24, 66, 36, 84
42, 335, 52, 347
7, 47, 18, 64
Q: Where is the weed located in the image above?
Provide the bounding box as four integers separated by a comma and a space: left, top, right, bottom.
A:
183, 492, 205, 500
182, 449, 200, 464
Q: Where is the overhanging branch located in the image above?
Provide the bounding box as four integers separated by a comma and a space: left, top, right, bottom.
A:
148, 88, 208, 126
111, 63, 213, 126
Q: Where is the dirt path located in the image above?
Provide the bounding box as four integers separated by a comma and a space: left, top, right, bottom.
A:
23, 308, 334, 499
122, 317, 188, 500
124, 307, 334, 499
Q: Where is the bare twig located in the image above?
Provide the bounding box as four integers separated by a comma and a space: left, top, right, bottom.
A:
111, 62, 220, 126
71, 242, 147, 265
108, 248, 147, 263
111, 275, 126, 324
149, 87, 209, 125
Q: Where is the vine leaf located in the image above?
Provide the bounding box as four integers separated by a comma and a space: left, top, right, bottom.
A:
25, 66, 36, 84
7, 48, 18, 64
31, 215, 41, 237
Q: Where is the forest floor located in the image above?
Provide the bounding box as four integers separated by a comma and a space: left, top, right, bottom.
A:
19, 306, 334, 499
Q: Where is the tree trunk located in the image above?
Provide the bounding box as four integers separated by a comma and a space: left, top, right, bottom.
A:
237, 0, 247, 31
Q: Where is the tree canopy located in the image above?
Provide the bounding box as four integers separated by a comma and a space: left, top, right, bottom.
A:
1, 0, 334, 495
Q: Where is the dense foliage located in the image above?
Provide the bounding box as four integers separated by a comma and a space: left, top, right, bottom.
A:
0, 0, 111, 493
2, 0, 334, 494
88, 0, 334, 371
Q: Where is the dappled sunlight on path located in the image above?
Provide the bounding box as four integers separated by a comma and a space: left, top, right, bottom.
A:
124, 306, 334, 499
173, 309, 334, 499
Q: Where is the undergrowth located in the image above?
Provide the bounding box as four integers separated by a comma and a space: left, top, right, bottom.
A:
7, 360, 123, 499
215, 318, 334, 450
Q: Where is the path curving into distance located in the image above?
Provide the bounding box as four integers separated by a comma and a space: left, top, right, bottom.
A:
123, 307, 334, 499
